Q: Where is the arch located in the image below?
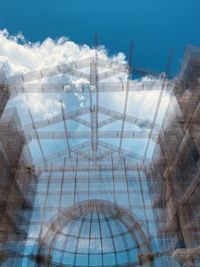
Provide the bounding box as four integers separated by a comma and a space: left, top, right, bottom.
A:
33, 200, 153, 267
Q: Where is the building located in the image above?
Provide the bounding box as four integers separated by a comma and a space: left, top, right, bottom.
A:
149, 45, 200, 266
0, 107, 37, 266
0, 45, 199, 266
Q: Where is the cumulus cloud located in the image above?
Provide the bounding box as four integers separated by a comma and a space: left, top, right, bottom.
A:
0, 29, 131, 121
0, 29, 171, 157
0, 29, 126, 76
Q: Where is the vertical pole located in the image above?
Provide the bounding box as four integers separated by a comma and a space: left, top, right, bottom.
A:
142, 49, 174, 164
90, 33, 99, 152
60, 99, 71, 159
73, 153, 78, 204
119, 41, 134, 152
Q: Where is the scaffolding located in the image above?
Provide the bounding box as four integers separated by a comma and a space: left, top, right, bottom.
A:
148, 45, 200, 267
0, 44, 199, 267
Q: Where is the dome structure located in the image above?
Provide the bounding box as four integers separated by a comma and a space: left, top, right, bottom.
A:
36, 200, 152, 267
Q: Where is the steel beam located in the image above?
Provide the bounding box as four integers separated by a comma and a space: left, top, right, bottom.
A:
24, 106, 90, 132
25, 130, 159, 140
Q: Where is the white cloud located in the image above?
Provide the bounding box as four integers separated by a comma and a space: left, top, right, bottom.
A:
0, 29, 171, 131
0, 29, 126, 76
0, 29, 130, 120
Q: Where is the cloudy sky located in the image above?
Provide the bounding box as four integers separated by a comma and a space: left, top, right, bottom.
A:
0, 28, 171, 163
1, 0, 196, 161
0, 0, 197, 166
0, 2, 199, 266
0, 0, 200, 75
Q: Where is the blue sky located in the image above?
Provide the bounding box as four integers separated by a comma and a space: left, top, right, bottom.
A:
1, 2, 197, 265
0, 0, 200, 75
